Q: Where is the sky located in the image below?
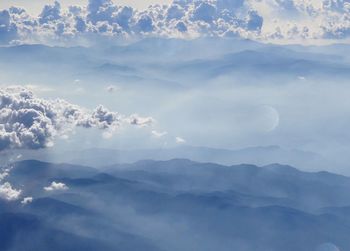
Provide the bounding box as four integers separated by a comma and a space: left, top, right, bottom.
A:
1, 4, 350, 251
1, 0, 350, 174
0, 0, 171, 15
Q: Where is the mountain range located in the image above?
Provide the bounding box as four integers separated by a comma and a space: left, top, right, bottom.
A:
1, 38, 350, 88
0, 159, 349, 251
11, 145, 336, 173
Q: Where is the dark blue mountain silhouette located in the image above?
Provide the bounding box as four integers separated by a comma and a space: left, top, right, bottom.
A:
0, 159, 349, 251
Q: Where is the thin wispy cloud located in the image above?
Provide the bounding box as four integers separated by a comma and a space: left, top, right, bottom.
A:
176, 136, 186, 144
152, 130, 168, 138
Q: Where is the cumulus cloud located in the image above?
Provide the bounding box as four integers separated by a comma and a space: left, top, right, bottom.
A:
77, 105, 121, 129
0, 166, 10, 181
44, 181, 68, 191
0, 0, 263, 45
21, 196, 33, 204
39, 1, 62, 25
0, 1, 348, 46
0, 9, 18, 43
0, 86, 154, 151
128, 114, 155, 127
0, 182, 21, 201
192, 2, 217, 23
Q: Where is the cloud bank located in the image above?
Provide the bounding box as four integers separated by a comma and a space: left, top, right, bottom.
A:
1, 0, 350, 45
0, 86, 153, 151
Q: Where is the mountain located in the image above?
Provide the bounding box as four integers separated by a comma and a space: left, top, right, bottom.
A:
6, 160, 98, 195
17, 145, 333, 172
0, 212, 119, 251
105, 159, 350, 211
166, 48, 350, 82
1, 38, 349, 88
0, 159, 349, 250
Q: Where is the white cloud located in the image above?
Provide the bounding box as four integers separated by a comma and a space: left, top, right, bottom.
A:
21, 196, 33, 204
44, 181, 69, 191
152, 130, 168, 138
128, 114, 155, 127
0, 1, 349, 46
0, 0, 263, 45
0, 86, 154, 151
175, 136, 186, 144
0, 172, 9, 181
0, 182, 21, 201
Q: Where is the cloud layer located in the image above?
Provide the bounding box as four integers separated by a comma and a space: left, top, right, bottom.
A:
0, 86, 153, 151
1, 0, 350, 45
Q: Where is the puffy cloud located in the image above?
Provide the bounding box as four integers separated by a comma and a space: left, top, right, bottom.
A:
75, 16, 87, 32
176, 21, 188, 32
87, 0, 114, 25
0, 0, 262, 44
0, 182, 21, 201
21, 196, 33, 204
77, 105, 120, 129
192, 2, 217, 23
1, 0, 350, 45
39, 1, 61, 25
0, 165, 12, 181
0, 10, 18, 43
0, 87, 58, 150
0, 171, 9, 181
247, 11, 263, 31
167, 4, 185, 20
115, 7, 133, 31
128, 114, 155, 127
0, 86, 154, 151
44, 181, 68, 191
136, 14, 154, 32
323, 0, 350, 12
